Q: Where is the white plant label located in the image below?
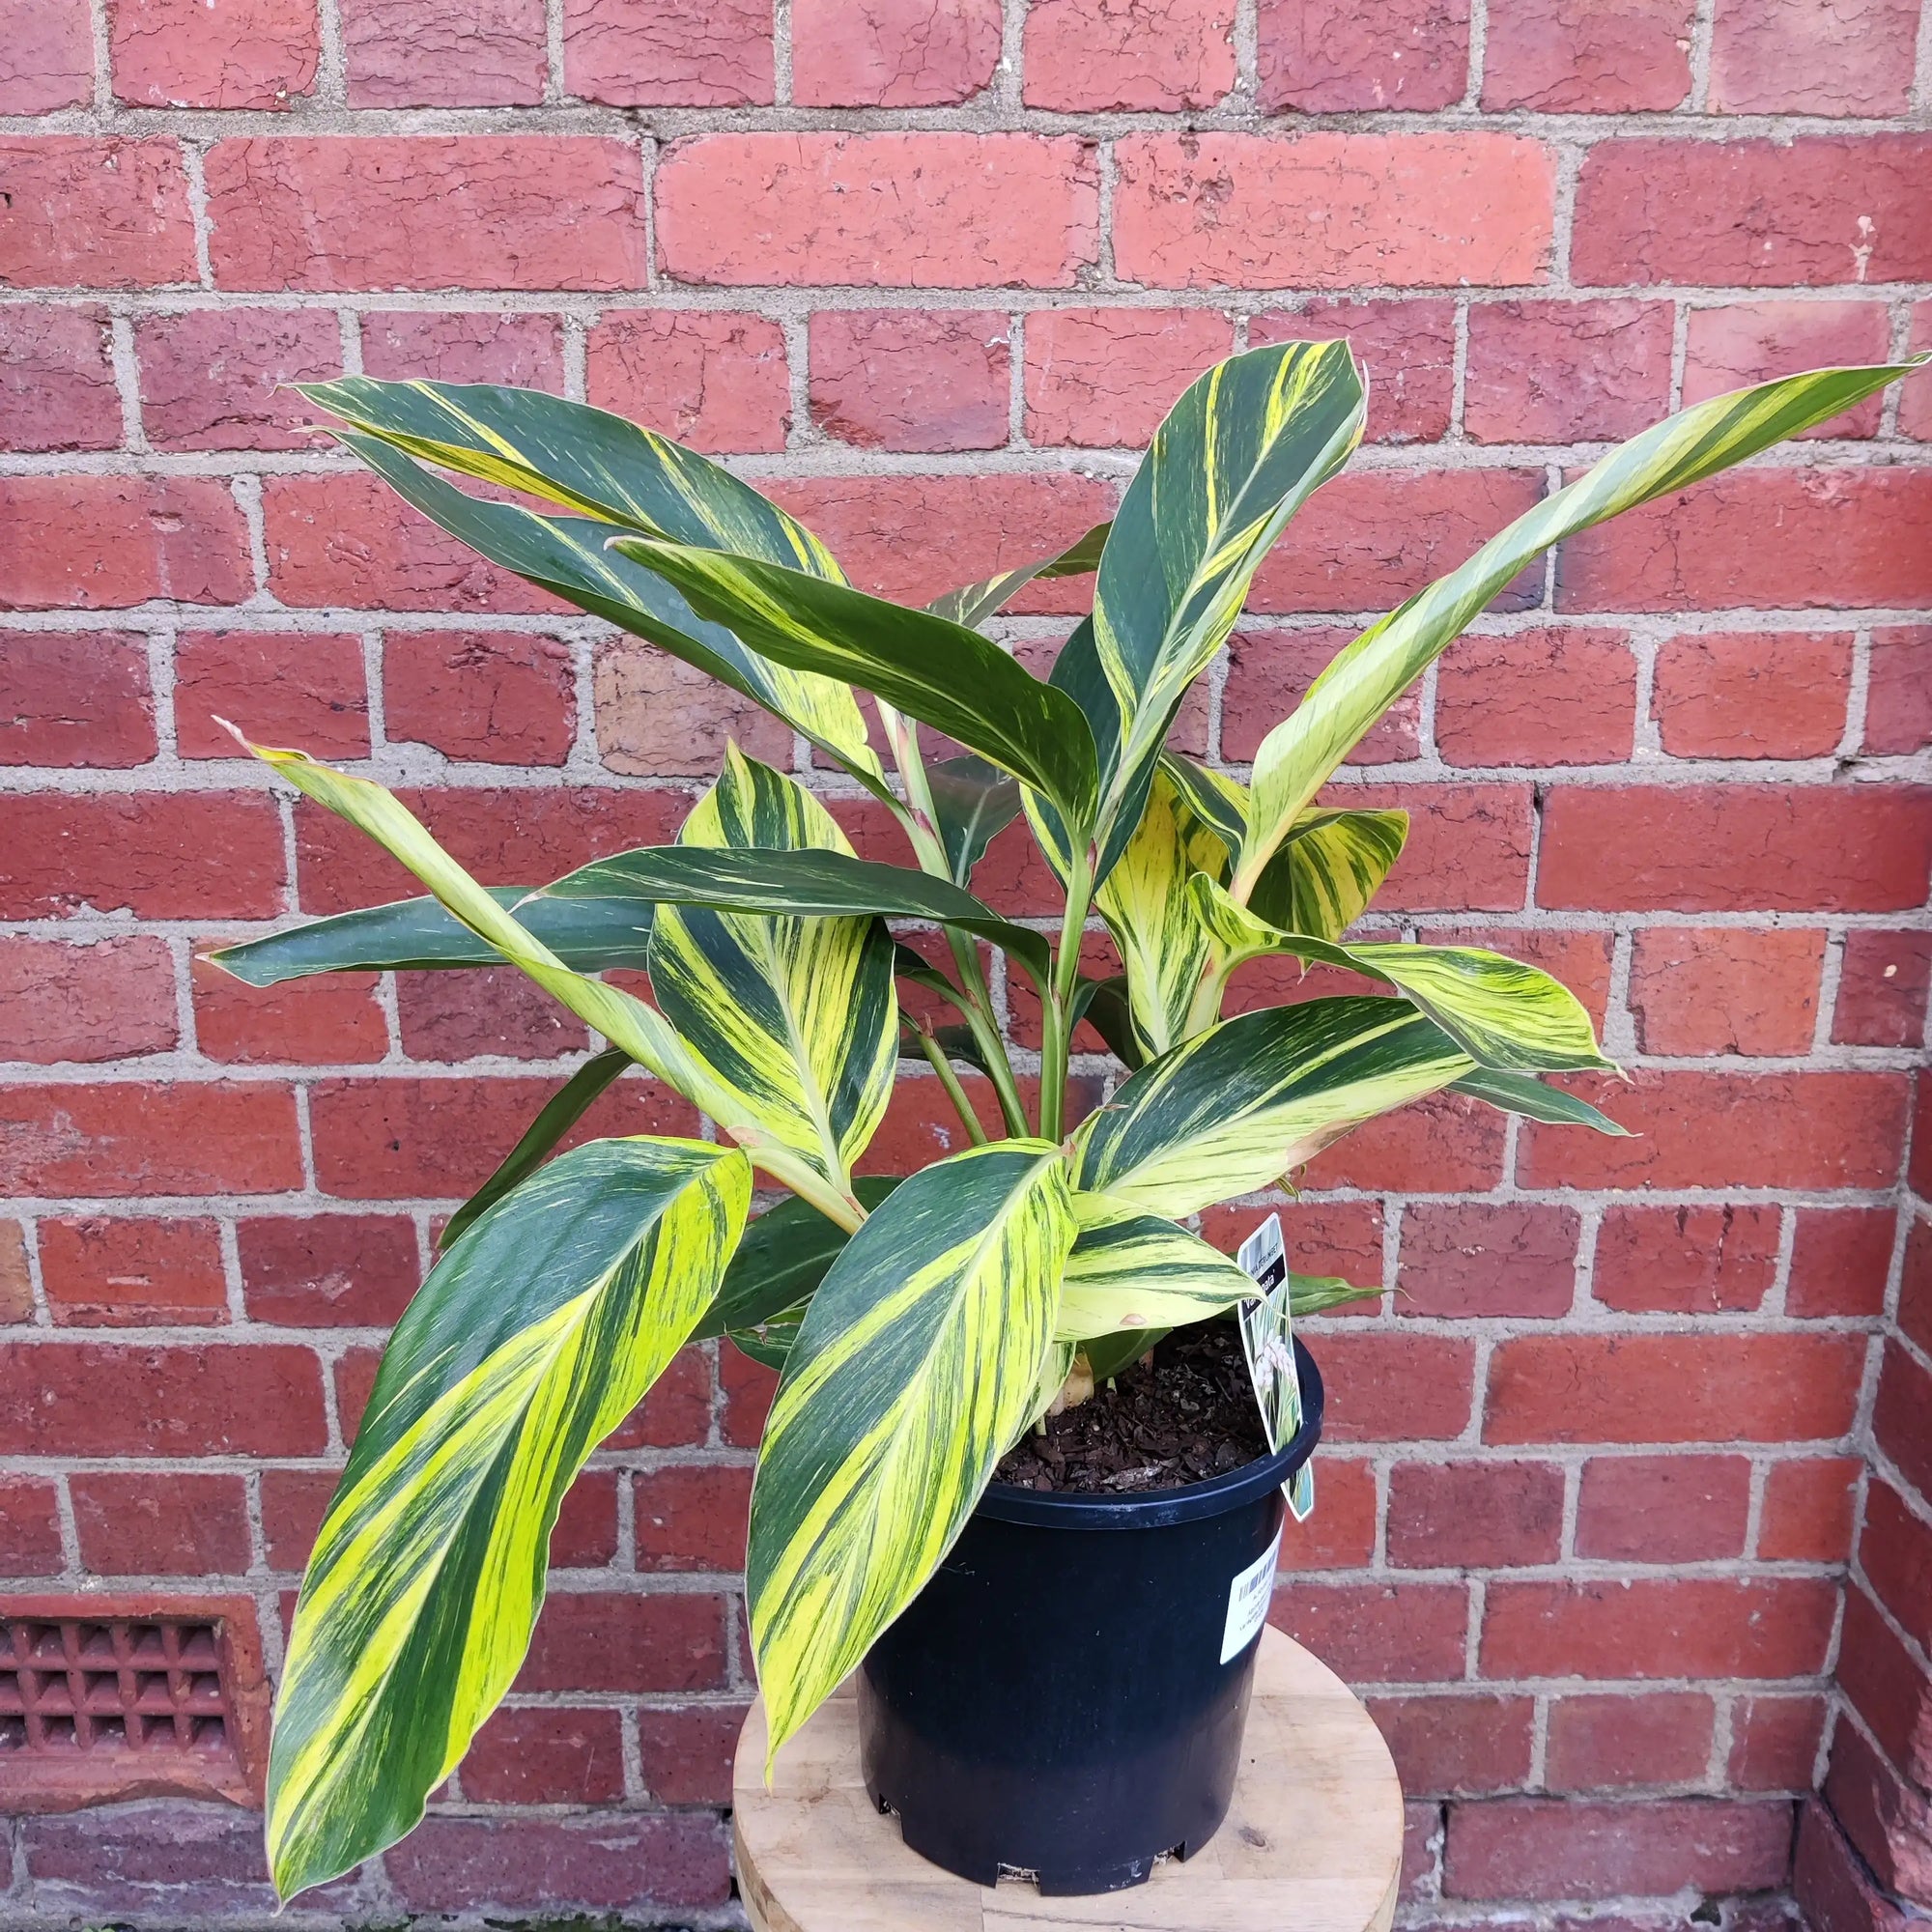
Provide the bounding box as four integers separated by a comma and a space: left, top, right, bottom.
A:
1236, 1211, 1315, 1522
1220, 1523, 1284, 1664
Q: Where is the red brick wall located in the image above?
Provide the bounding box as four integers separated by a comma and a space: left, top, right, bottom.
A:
1, 0, 1929, 1918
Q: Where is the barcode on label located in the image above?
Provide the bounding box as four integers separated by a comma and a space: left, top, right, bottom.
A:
1220, 1525, 1284, 1664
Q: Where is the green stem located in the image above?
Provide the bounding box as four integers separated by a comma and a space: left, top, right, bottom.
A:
914, 1030, 989, 1146
1039, 847, 1094, 1143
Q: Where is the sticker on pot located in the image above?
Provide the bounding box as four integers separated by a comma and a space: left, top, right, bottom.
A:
1236, 1213, 1315, 1523
1221, 1523, 1284, 1664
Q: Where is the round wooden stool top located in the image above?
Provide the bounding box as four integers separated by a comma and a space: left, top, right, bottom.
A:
732, 1625, 1404, 1932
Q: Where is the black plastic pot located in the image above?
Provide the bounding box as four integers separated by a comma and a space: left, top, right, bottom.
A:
858, 1337, 1323, 1895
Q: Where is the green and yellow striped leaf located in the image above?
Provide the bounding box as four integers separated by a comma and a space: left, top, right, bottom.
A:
328, 430, 885, 796
1249, 808, 1410, 944
1449, 1067, 1633, 1136
924, 755, 1021, 886
926, 522, 1110, 632
267, 1134, 751, 1902
1072, 997, 1473, 1219
747, 1141, 1075, 1766
1159, 751, 1250, 848
1189, 875, 1612, 1074
1054, 1196, 1256, 1340
1237, 358, 1926, 893
606, 532, 1100, 836
649, 747, 897, 1195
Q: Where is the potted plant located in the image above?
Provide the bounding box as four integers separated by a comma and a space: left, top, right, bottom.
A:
199, 342, 1920, 1902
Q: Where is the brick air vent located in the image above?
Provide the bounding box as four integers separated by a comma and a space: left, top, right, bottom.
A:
0, 1596, 269, 1810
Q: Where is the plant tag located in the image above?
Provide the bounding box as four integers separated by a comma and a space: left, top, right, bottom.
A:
1220, 1523, 1284, 1664
1236, 1212, 1315, 1522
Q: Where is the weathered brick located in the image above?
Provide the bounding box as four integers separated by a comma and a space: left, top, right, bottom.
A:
564, 0, 772, 104
384, 631, 574, 767
0, 477, 251, 611
18, 1800, 299, 1918
192, 951, 386, 1066
361, 310, 564, 387
0, 937, 176, 1065
1546, 1692, 1718, 1791
1251, 300, 1456, 444
1434, 628, 1635, 767
0, 632, 155, 768
1224, 627, 1420, 764
343, 0, 544, 105
792, 0, 1000, 102
635, 1463, 753, 1572
0, 1221, 33, 1324
38, 1214, 227, 1325
1834, 930, 1932, 1049
462, 1706, 626, 1804
1367, 1694, 1534, 1798
1026, 0, 1235, 110
396, 966, 589, 1062
1386, 1461, 1564, 1569
206, 138, 648, 292
238, 1212, 418, 1325
1576, 1454, 1751, 1562
0, 1475, 64, 1573
584, 310, 788, 454
136, 308, 339, 452
176, 629, 370, 759
1629, 927, 1825, 1056
1825, 1719, 1932, 1904
1258, 0, 1467, 109
1861, 1477, 1932, 1655
594, 638, 793, 779
1464, 301, 1672, 444
1397, 1202, 1577, 1318
1684, 302, 1890, 438
0, 0, 92, 109
1296, 1332, 1475, 1442
636, 1703, 748, 1804
1573, 136, 1932, 287
1309, 1085, 1509, 1191
0, 306, 120, 452
811, 309, 1008, 453
1652, 630, 1852, 759
1022, 308, 1233, 450
1593, 1204, 1781, 1315
1275, 1455, 1378, 1569
1709, 0, 1918, 113
111, 0, 318, 107
1482, 0, 1691, 107
1874, 1339, 1932, 1506
1837, 1585, 1932, 1790
1268, 1580, 1469, 1682
1760, 1456, 1861, 1563
1113, 134, 1555, 290
0, 138, 197, 289
71, 1471, 251, 1574
516, 1591, 727, 1693
1730, 1692, 1828, 1794
1787, 1206, 1897, 1320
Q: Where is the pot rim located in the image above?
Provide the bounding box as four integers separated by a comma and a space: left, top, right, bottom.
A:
977, 1336, 1325, 1530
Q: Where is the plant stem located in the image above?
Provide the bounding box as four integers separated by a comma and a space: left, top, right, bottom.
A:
1038, 847, 1094, 1143
914, 1029, 989, 1146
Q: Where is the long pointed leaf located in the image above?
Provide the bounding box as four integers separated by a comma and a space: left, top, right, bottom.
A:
923, 754, 1020, 885
925, 522, 1110, 631
1450, 1067, 1633, 1136
267, 1135, 750, 1901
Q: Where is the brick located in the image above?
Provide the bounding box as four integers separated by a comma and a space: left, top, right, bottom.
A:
206, 138, 647, 292
1396, 1203, 1577, 1319
1760, 1456, 1861, 1563
1906, 1214, 1932, 1352
397, 967, 589, 1062
584, 310, 787, 455
0, 1221, 30, 1323
1401, 1803, 1440, 1904
1788, 1207, 1897, 1320
0, 0, 91, 108
19, 1801, 299, 1918
384, 631, 574, 767
1267, 1581, 1468, 1682
1652, 630, 1852, 760
112, 0, 317, 105
176, 629, 369, 759
1295, 1332, 1474, 1443
1446, 1797, 1790, 1900
1684, 303, 1891, 440
517, 1590, 726, 1693
361, 310, 564, 387
1540, 787, 1932, 914
258, 1469, 335, 1570
1, 632, 156, 769
1631, 928, 1825, 1057
1223, 627, 1419, 765
792, 0, 998, 102
1797, 1802, 1912, 1932
1546, 1693, 1717, 1791
343, 0, 544, 104
0, 1081, 300, 1196
1709, 0, 1918, 112
39, 1215, 227, 1326
1386, 1461, 1563, 1569
1465, 301, 1672, 445
1114, 134, 1554, 290
71, 1471, 251, 1575
1593, 1204, 1780, 1316
637, 1703, 747, 1804
1575, 137, 1932, 288
238, 1213, 417, 1326
0, 476, 251, 611
1251, 301, 1456, 445
1366, 1694, 1533, 1798
1838, 1584, 1932, 1790
0, 937, 176, 1065
384, 1811, 731, 1914
550, 1468, 620, 1568
1250, 469, 1547, 615
0, 1341, 326, 1454
193, 953, 385, 1067
261, 469, 561, 615
462, 1706, 625, 1804
1307, 1084, 1509, 1192
0, 794, 284, 920
564, 0, 771, 103
1487, 1334, 1863, 1444
0, 306, 120, 452
0, 1476, 64, 1574
0, 138, 197, 289
1258, 0, 1466, 110
810, 310, 1008, 454
1276, 1456, 1378, 1570
1576, 1454, 1751, 1561
1021, 309, 1231, 451
1862, 1479, 1932, 1655
1731, 1692, 1828, 1793
1826, 1719, 1932, 1902
1025, 0, 1234, 109
1835, 931, 1931, 1049
635, 1463, 753, 1572
594, 638, 793, 779
1434, 628, 1635, 768
1482, 1577, 1837, 1679
309, 1074, 696, 1200
1874, 1341, 1932, 1506
611, 1345, 713, 1450
1198, 1202, 1384, 1297
1481, 0, 1691, 106
135, 309, 338, 453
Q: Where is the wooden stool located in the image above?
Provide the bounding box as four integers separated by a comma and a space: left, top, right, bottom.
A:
733, 1626, 1404, 1932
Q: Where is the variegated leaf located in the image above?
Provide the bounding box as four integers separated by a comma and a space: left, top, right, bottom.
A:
926, 523, 1110, 631
649, 747, 897, 1194
1450, 1067, 1633, 1136
267, 1135, 751, 1902
1238, 358, 1927, 893
924, 755, 1021, 885
1054, 1196, 1256, 1340
1072, 997, 1473, 1219
1249, 808, 1410, 944
747, 1141, 1075, 1766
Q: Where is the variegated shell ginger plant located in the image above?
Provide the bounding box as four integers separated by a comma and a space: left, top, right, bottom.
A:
207, 343, 1923, 1901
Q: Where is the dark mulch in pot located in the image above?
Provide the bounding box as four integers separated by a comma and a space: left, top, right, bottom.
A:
993, 1321, 1270, 1494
